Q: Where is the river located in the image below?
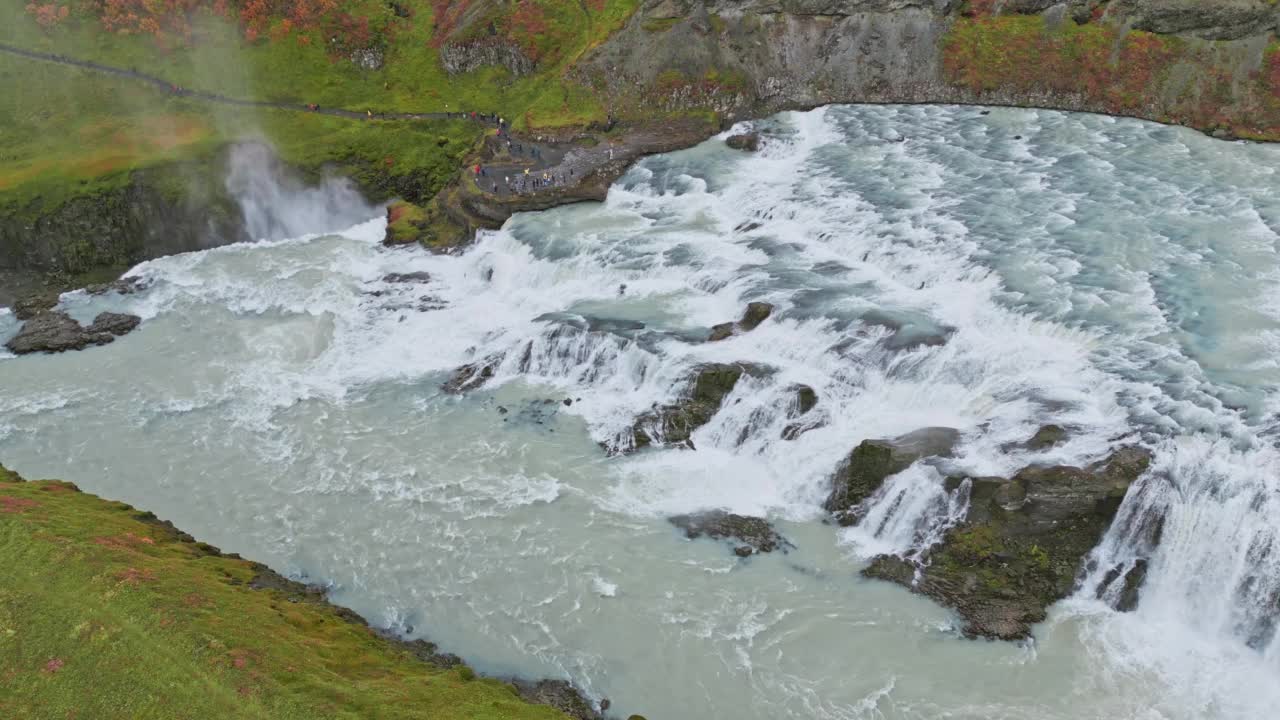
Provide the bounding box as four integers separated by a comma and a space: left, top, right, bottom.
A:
2, 104, 1278, 719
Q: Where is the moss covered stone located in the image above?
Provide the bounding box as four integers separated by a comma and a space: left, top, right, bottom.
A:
628, 362, 771, 452
824, 427, 959, 525
384, 199, 429, 245
864, 447, 1153, 640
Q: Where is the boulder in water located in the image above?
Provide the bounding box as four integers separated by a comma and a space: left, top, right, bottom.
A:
725, 132, 761, 151
11, 290, 60, 321
863, 446, 1153, 640
1097, 558, 1148, 612
5, 310, 141, 355
1023, 424, 1068, 451
626, 362, 770, 452
381, 271, 432, 284
86, 312, 140, 336
708, 302, 774, 341
823, 427, 960, 525
669, 510, 792, 557
780, 384, 821, 440
442, 356, 500, 393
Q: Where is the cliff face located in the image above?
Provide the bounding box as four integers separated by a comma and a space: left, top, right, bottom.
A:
575, 0, 1280, 139
0, 156, 247, 286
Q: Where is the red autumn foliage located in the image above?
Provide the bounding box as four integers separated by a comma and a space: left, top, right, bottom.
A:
115, 566, 158, 585
961, 0, 998, 18
24, 3, 70, 28
0, 495, 39, 513
429, 0, 473, 47
94, 0, 205, 41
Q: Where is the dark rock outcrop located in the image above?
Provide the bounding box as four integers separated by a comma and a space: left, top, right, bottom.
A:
781, 384, 821, 440
442, 355, 501, 393
725, 132, 761, 151
5, 310, 140, 355
824, 427, 960, 524
0, 151, 247, 283
512, 679, 602, 720
86, 311, 141, 336
349, 46, 385, 71
381, 271, 432, 283
1097, 558, 1149, 612
1023, 424, 1068, 451
863, 446, 1154, 640
627, 362, 770, 451
708, 301, 774, 341
11, 291, 60, 321
1113, 0, 1280, 41
441, 39, 536, 76
669, 510, 793, 556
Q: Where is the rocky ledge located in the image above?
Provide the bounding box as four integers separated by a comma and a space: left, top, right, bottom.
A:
724, 132, 761, 151
863, 446, 1153, 640
823, 427, 960, 525
5, 309, 140, 355
708, 301, 773, 341
669, 510, 793, 557
625, 362, 771, 452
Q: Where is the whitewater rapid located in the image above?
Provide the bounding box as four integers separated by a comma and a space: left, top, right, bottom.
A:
2, 105, 1279, 719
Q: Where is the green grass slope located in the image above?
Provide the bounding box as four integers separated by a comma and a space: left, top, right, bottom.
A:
0, 0, 639, 214
0, 464, 573, 720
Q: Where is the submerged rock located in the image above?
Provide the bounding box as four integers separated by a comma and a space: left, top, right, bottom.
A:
725, 132, 761, 151
669, 510, 792, 557
84, 276, 148, 297
1097, 558, 1149, 612
11, 291, 60, 321
381, 271, 432, 284
441, 356, 500, 393
781, 384, 821, 440
823, 427, 960, 525
5, 310, 140, 355
1023, 424, 1068, 451
708, 302, 774, 341
627, 362, 770, 452
863, 446, 1153, 640
86, 312, 140, 336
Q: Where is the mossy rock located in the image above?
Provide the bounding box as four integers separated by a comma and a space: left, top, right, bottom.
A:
864, 446, 1154, 640
707, 301, 773, 341
669, 510, 793, 556
628, 362, 771, 451
384, 199, 428, 245
824, 427, 959, 524
1024, 424, 1067, 450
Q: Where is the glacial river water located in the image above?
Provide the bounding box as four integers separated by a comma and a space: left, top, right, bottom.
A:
2, 105, 1279, 719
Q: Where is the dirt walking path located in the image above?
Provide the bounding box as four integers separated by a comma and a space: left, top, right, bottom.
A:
0, 42, 489, 123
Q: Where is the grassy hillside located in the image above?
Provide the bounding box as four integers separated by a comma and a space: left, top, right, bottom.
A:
0, 0, 638, 213
0, 463, 577, 720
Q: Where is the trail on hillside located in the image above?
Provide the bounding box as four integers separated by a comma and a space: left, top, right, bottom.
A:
0, 42, 488, 123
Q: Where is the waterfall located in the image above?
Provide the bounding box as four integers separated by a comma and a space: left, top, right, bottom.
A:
225, 142, 374, 242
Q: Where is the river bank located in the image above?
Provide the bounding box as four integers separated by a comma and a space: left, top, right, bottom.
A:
6, 1, 1280, 300
5, 106, 1277, 718
0, 463, 615, 720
